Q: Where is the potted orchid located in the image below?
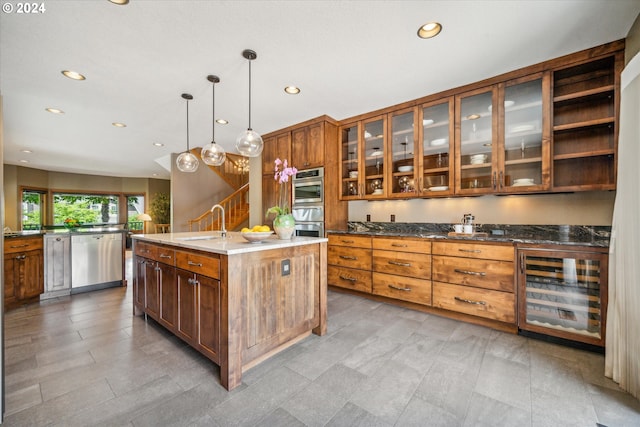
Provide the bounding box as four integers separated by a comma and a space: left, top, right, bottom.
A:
266, 158, 297, 239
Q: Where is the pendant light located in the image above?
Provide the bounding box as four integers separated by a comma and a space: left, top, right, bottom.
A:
235, 49, 264, 157
201, 75, 226, 166
176, 93, 199, 173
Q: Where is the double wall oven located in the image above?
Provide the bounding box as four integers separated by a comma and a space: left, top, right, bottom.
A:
292, 167, 324, 237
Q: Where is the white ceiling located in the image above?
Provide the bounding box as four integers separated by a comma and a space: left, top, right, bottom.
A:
1, 1, 639, 179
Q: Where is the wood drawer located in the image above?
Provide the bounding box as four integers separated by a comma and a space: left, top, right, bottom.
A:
373, 251, 431, 279
328, 234, 371, 249
372, 272, 432, 306
134, 241, 157, 258
432, 242, 514, 261
155, 246, 175, 266
328, 266, 372, 293
176, 251, 220, 279
4, 237, 43, 254
433, 282, 515, 324
432, 256, 514, 292
328, 246, 371, 270
372, 237, 430, 254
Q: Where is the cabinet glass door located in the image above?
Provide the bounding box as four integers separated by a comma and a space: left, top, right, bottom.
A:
502, 76, 547, 190
389, 109, 416, 196
421, 99, 453, 195
363, 117, 386, 197
518, 249, 606, 346
340, 123, 360, 199
457, 88, 495, 192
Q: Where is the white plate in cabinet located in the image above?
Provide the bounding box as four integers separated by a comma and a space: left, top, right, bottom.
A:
432, 282, 516, 323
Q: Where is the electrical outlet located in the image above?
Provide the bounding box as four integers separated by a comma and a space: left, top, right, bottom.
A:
390, 214, 395, 222
366, 214, 371, 222
281, 259, 290, 276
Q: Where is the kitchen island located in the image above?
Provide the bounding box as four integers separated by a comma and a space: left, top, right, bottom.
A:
132, 231, 327, 390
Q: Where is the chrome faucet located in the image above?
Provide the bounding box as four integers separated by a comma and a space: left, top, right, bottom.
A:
210, 204, 226, 238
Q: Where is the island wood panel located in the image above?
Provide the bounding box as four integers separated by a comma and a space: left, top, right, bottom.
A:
176, 268, 198, 345
144, 260, 160, 320
197, 274, 220, 362
158, 263, 177, 330
241, 244, 320, 364
432, 256, 514, 292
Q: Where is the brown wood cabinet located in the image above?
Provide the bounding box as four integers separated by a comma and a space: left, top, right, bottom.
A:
431, 241, 516, 324
327, 234, 372, 293
337, 40, 623, 201
4, 235, 44, 308
292, 122, 325, 169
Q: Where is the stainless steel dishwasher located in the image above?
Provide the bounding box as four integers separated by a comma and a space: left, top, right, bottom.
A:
71, 232, 123, 293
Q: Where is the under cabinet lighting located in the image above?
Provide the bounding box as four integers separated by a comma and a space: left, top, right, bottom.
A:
19, 160, 29, 163
61, 70, 86, 80
417, 22, 442, 39
45, 107, 64, 114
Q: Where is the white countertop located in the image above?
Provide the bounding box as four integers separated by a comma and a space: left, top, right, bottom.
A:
132, 231, 327, 255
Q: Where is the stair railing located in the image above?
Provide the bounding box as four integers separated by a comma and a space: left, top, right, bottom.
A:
188, 183, 250, 232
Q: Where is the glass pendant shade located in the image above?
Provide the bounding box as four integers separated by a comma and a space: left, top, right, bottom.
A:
201, 75, 226, 166
201, 141, 226, 166
236, 129, 263, 158
235, 49, 263, 158
176, 151, 199, 172
176, 93, 199, 173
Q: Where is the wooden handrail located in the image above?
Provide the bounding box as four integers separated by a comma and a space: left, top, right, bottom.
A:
188, 184, 250, 232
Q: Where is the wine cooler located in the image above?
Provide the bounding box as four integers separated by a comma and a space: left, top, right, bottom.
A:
517, 247, 608, 347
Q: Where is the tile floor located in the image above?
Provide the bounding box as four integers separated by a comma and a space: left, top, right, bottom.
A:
2, 255, 640, 426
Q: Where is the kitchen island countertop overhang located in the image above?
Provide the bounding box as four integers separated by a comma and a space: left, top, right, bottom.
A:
131, 231, 327, 390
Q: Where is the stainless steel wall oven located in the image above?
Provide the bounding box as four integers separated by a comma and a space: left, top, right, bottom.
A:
292, 167, 324, 237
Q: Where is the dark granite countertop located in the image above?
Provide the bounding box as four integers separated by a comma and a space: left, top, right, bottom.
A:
327, 222, 611, 248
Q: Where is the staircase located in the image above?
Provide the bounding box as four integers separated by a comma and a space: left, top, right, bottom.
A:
188, 183, 250, 232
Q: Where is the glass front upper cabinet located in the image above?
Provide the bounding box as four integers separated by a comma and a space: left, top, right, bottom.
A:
363, 117, 386, 198
420, 99, 454, 195
501, 73, 550, 191
388, 108, 417, 197
455, 87, 496, 193
339, 122, 361, 199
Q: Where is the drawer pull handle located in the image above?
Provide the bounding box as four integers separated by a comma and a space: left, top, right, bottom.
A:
339, 255, 357, 260
187, 278, 199, 286
15, 255, 26, 260
454, 268, 486, 276
341, 240, 355, 244
155, 266, 161, 272
455, 296, 486, 306
187, 261, 203, 267
458, 249, 481, 253
338, 275, 357, 282
159, 254, 172, 259
9, 244, 29, 248
391, 243, 408, 247
389, 260, 411, 267
388, 284, 411, 292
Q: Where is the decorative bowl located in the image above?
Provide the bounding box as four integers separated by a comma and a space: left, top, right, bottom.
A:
241, 231, 273, 243
470, 154, 488, 164
398, 165, 413, 172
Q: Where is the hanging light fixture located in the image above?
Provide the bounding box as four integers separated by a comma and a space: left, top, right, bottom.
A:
235, 49, 264, 157
176, 93, 199, 173
201, 75, 226, 166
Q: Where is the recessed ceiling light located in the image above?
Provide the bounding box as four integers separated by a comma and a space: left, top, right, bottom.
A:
45, 107, 65, 114
417, 22, 442, 39
216, 119, 228, 125
109, 0, 129, 4
61, 70, 86, 80
19, 160, 29, 163
152, 173, 159, 177
112, 122, 126, 128
466, 114, 481, 120
21, 149, 33, 154
284, 86, 301, 95
153, 142, 164, 147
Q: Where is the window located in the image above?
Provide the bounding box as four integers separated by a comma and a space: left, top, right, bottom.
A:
127, 195, 145, 231
53, 193, 119, 225
21, 189, 46, 230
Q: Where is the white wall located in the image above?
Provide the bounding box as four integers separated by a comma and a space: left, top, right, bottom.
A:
348, 191, 615, 226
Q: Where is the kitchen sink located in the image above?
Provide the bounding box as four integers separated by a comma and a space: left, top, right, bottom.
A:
174, 235, 221, 241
